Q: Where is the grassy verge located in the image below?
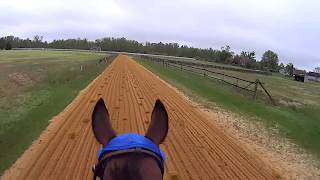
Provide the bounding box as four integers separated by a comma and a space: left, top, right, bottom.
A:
138, 59, 320, 159
0, 50, 109, 174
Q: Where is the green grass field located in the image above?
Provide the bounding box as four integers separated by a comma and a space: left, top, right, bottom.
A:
166, 60, 320, 107
0, 50, 108, 174
204, 66, 320, 107
138, 59, 320, 160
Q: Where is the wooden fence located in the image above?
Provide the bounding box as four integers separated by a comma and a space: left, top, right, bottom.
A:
140, 56, 275, 105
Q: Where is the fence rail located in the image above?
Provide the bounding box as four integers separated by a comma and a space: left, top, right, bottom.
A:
140, 56, 275, 105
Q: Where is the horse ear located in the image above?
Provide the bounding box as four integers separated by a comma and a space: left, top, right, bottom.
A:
92, 98, 116, 146
145, 99, 168, 145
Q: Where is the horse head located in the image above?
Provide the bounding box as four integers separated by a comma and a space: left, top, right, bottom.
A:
91, 98, 168, 180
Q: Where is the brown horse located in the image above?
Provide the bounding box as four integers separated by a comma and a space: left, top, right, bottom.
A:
91, 98, 168, 180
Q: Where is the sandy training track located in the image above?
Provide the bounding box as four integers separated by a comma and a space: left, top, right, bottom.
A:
2, 55, 280, 180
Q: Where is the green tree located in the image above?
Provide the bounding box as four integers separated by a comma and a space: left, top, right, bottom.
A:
261, 50, 279, 71
0, 38, 5, 49
232, 54, 241, 65
1, 35, 279, 70
5, 41, 12, 50
240, 51, 256, 60
33, 35, 44, 47
279, 63, 285, 70
278, 62, 285, 72
219, 45, 234, 63
285, 63, 294, 76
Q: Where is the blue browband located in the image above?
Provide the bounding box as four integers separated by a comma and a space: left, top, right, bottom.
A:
97, 133, 165, 169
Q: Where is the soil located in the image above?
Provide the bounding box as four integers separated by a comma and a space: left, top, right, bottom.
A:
199, 107, 320, 180
8, 72, 33, 87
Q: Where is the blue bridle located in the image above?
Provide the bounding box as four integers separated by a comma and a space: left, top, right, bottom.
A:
93, 133, 165, 179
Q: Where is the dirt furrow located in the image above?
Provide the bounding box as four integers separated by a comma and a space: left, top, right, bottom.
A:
130, 70, 199, 179
134, 61, 239, 179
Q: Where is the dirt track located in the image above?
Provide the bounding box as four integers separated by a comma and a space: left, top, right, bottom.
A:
1, 55, 280, 180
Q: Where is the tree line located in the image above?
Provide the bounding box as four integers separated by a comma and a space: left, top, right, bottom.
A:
0, 35, 295, 74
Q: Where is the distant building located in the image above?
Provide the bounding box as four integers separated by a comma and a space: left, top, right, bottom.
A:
315, 67, 320, 73
293, 69, 305, 82
305, 72, 320, 82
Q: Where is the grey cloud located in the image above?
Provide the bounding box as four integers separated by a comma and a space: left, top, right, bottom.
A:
0, 0, 319, 70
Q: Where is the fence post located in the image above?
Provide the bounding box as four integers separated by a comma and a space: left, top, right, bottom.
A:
259, 81, 276, 105
221, 72, 224, 86
253, 80, 258, 99
180, 63, 183, 71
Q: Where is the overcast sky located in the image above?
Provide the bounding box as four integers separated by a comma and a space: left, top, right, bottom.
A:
1, 0, 319, 70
